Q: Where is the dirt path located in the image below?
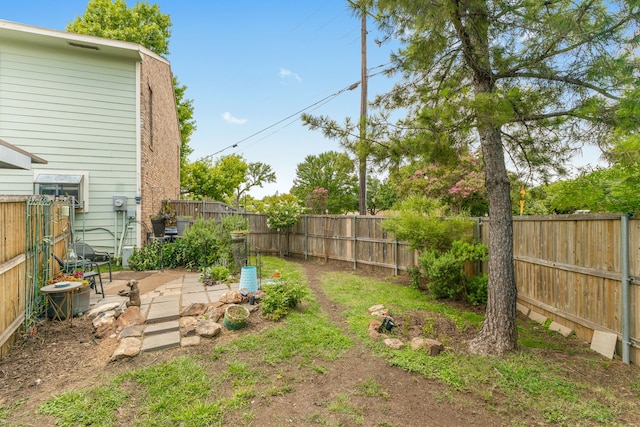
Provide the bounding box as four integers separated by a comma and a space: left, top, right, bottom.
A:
278, 260, 503, 427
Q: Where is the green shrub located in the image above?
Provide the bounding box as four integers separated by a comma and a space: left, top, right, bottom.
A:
129, 215, 249, 272
127, 240, 162, 271
260, 278, 308, 321
466, 273, 488, 306
201, 265, 229, 282
406, 265, 426, 290
382, 197, 475, 252
419, 240, 488, 304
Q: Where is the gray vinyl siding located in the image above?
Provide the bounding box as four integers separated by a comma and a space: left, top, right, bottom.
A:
0, 39, 139, 252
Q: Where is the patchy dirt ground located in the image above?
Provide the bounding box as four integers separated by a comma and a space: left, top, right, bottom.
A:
0, 260, 638, 426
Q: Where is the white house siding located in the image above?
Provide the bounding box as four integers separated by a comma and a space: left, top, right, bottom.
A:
0, 38, 139, 253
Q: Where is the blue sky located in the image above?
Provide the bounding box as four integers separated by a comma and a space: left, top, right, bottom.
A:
1, 1, 399, 198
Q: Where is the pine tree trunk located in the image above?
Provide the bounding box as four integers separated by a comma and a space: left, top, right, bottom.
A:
468, 119, 518, 356
451, 0, 518, 357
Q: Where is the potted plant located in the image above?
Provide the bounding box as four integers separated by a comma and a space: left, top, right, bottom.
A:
223, 304, 250, 330
230, 229, 247, 242
150, 204, 175, 237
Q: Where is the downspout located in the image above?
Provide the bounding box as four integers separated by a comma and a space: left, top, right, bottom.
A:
621, 213, 631, 365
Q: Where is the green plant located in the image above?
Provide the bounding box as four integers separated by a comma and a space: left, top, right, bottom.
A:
419, 240, 488, 304
263, 199, 306, 231
382, 197, 475, 251
151, 202, 176, 224
260, 278, 308, 321
406, 265, 425, 290
127, 240, 162, 271
200, 265, 230, 284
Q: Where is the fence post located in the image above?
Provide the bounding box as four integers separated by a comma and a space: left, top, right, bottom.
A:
304, 215, 308, 260
394, 237, 398, 276
621, 213, 631, 365
353, 216, 357, 270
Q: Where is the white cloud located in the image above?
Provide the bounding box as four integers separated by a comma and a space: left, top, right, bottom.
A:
222, 112, 247, 125
279, 68, 302, 82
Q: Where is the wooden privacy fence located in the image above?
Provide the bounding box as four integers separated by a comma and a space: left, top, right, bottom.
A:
498, 214, 640, 364
172, 201, 638, 363
0, 197, 69, 358
167, 201, 422, 273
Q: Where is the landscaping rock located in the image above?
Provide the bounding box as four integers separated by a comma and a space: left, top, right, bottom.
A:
371, 309, 391, 320
119, 325, 144, 339
369, 329, 388, 340
181, 335, 201, 347
368, 319, 382, 332
196, 320, 222, 338
368, 304, 385, 313
114, 306, 146, 331
180, 302, 207, 317
179, 317, 198, 337
384, 338, 404, 349
205, 306, 225, 322
94, 319, 115, 339
87, 302, 122, 319
110, 337, 142, 361
92, 311, 116, 329
219, 290, 242, 304
207, 301, 224, 309
411, 337, 444, 356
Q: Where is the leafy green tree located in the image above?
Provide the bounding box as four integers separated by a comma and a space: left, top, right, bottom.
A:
382, 196, 474, 251
366, 177, 397, 215
67, 0, 171, 54
182, 155, 247, 201
373, 0, 639, 356
291, 151, 358, 214
544, 166, 640, 214
67, 0, 196, 189
232, 162, 276, 210
263, 197, 306, 256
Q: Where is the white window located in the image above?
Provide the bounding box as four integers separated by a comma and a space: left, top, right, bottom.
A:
34, 170, 90, 211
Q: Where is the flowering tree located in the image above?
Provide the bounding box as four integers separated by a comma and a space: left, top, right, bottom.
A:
263, 199, 306, 256
306, 188, 329, 214
396, 153, 487, 216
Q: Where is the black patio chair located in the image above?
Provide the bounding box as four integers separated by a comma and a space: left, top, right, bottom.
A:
69, 242, 113, 283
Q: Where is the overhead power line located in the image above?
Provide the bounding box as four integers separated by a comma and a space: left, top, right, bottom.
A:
202, 80, 362, 161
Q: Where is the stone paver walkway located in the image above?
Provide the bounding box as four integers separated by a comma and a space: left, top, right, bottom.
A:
89, 273, 239, 352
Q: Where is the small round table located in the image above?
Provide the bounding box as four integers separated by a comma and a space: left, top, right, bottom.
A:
40, 281, 83, 324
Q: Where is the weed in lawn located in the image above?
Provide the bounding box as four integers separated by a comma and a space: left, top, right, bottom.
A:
328, 393, 356, 414
422, 317, 435, 336
223, 361, 260, 388
265, 384, 293, 396
313, 364, 328, 374
357, 378, 389, 399
242, 411, 256, 423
